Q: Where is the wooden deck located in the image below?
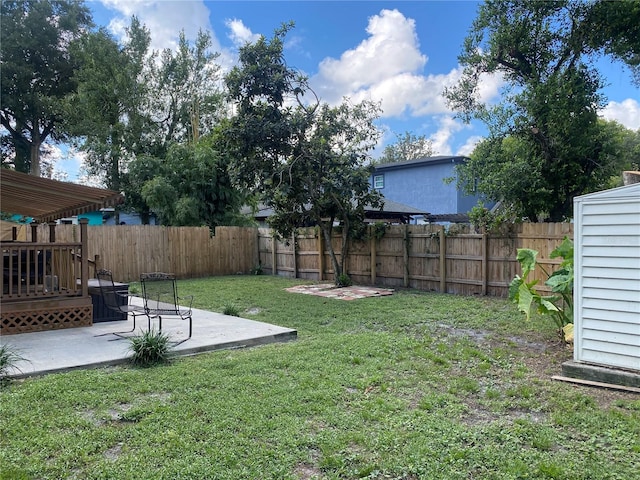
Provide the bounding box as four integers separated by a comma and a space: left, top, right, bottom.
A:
1, 220, 93, 335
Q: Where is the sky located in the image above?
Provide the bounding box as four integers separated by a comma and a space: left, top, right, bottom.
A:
57, 0, 640, 182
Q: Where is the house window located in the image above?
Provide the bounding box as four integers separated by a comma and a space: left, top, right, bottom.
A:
374, 174, 384, 189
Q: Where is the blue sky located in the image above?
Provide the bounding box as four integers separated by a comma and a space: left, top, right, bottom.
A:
57, 0, 640, 182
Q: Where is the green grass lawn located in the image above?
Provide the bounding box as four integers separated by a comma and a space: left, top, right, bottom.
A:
1, 276, 638, 479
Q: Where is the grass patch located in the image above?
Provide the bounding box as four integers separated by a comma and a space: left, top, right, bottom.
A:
1, 276, 638, 479
127, 329, 173, 367
0, 344, 27, 385
222, 302, 241, 316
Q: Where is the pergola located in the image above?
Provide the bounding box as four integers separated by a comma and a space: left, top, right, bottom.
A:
1, 169, 124, 334
1, 169, 123, 222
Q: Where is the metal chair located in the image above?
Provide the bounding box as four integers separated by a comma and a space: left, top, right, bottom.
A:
94, 269, 148, 339
140, 272, 193, 345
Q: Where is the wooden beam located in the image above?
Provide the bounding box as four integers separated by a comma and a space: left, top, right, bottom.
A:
552, 375, 640, 393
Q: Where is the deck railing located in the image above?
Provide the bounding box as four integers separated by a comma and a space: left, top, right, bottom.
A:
1, 219, 90, 303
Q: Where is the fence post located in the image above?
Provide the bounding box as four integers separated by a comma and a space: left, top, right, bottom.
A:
370, 225, 377, 285
439, 226, 446, 293
403, 224, 410, 288
317, 230, 324, 281
481, 232, 488, 296
271, 232, 277, 276
292, 231, 297, 279
48, 222, 56, 243
80, 218, 89, 297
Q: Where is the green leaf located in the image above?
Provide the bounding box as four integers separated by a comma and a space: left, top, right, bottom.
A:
550, 237, 573, 263
539, 298, 559, 314
516, 283, 537, 321
508, 275, 523, 300
546, 269, 573, 294
516, 248, 538, 277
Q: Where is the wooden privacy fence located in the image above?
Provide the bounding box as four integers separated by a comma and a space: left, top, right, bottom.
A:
28, 222, 572, 296
258, 223, 573, 297
32, 225, 259, 283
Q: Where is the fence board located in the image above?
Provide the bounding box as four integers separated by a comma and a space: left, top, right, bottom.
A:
34, 224, 258, 283
27, 222, 572, 296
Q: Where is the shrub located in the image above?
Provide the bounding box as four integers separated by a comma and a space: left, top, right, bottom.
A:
0, 344, 27, 384
336, 273, 352, 287
250, 263, 264, 275
509, 236, 574, 341
223, 303, 241, 316
128, 329, 173, 367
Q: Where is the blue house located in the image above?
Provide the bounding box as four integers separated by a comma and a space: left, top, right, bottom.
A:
371, 155, 490, 223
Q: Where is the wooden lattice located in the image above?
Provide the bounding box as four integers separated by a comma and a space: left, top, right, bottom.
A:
1, 305, 92, 335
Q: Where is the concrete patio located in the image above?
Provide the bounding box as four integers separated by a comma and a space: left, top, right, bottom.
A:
0, 298, 297, 378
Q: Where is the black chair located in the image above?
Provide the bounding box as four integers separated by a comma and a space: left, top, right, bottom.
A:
94, 269, 148, 338
140, 272, 193, 345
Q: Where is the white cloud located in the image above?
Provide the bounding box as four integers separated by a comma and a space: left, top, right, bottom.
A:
456, 135, 483, 156
100, 0, 220, 52
428, 115, 466, 155
225, 18, 261, 47
310, 9, 502, 121
315, 9, 426, 95
600, 98, 640, 130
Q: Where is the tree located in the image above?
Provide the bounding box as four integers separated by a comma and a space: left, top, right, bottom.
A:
68, 18, 151, 194
70, 21, 226, 223
0, 0, 93, 176
583, 0, 640, 85
225, 25, 383, 284
378, 131, 433, 164
446, 0, 640, 221
146, 30, 225, 150
136, 132, 247, 229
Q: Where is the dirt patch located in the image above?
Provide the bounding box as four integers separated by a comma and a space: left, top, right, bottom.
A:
103, 442, 123, 461
461, 328, 637, 409
286, 284, 394, 301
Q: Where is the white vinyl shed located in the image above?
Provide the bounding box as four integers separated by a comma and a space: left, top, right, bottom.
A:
573, 183, 640, 373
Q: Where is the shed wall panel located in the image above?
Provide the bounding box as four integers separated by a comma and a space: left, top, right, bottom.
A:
582, 266, 639, 280
582, 276, 639, 291
581, 256, 638, 269
581, 212, 638, 226
582, 224, 639, 236
581, 235, 640, 246
582, 297, 640, 314
578, 349, 640, 371
581, 338, 640, 359
574, 185, 640, 372
582, 317, 640, 335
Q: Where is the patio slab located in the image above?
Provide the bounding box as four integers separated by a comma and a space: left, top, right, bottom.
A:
0, 298, 297, 378
286, 283, 394, 300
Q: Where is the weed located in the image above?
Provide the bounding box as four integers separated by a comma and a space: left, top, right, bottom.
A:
222, 303, 241, 316
336, 273, 352, 287
250, 262, 264, 275
127, 329, 173, 367
0, 344, 26, 384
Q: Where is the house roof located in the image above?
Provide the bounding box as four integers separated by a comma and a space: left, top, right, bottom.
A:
373, 155, 469, 172
0, 169, 124, 223
245, 199, 427, 224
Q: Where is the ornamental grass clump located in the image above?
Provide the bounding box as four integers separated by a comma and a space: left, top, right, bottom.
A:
222, 303, 241, 316
128, 329, 173, 367
0, 344, 26, 385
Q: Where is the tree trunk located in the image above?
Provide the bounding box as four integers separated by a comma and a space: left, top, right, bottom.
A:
30, 139, 41, 177
320, 222, 342, 285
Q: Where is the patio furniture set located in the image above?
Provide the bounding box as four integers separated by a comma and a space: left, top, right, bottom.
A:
95, 269, 193, 345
